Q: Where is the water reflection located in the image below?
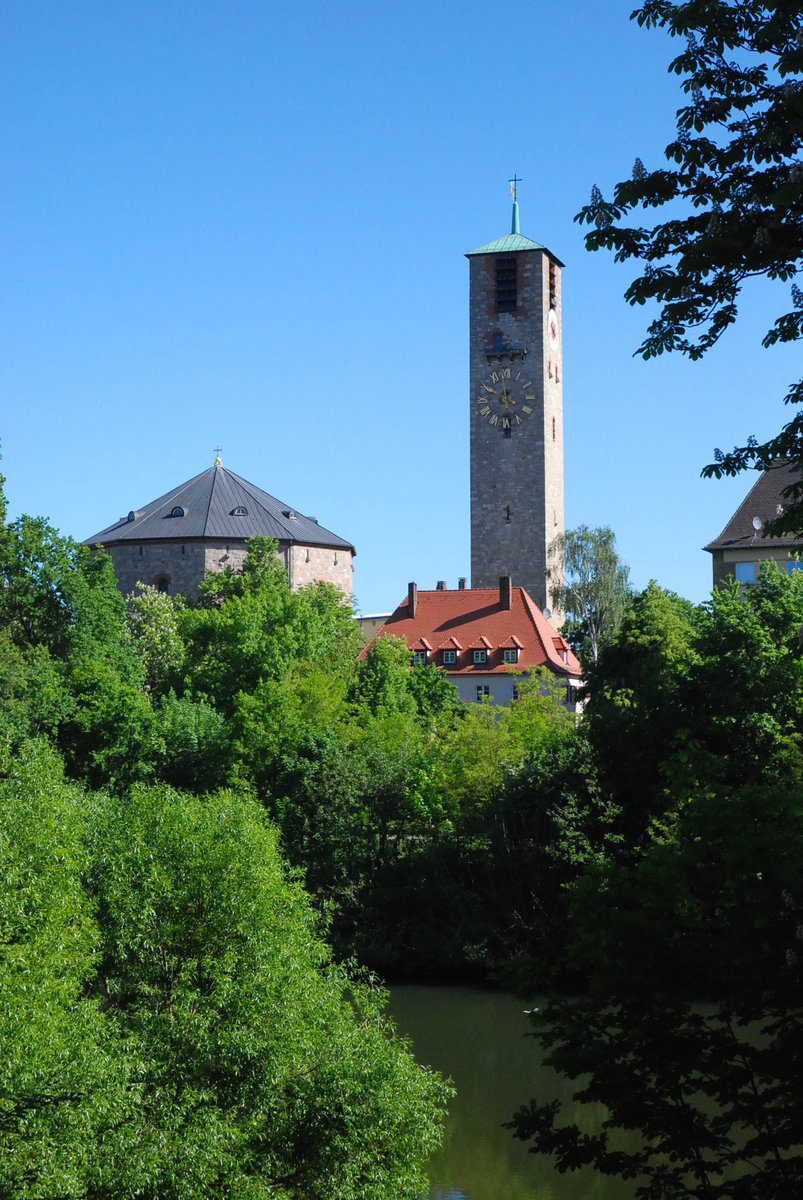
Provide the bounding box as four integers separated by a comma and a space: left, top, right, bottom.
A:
389, 985, 628, 1200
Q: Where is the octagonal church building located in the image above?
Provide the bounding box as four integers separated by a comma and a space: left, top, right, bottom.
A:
84, 457, 355, 600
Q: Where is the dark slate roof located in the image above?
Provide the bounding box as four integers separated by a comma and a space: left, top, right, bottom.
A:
704, 460, 803, 552
84, 463, 355, 553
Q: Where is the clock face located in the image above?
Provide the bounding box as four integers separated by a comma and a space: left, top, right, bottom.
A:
476, 365, 536, 433
547, 308, 559, 350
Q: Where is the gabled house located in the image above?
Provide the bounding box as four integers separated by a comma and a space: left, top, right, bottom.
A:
704, 460, 803, 587
367, 576, 582, 709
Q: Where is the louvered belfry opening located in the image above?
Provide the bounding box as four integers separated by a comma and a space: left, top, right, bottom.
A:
495, 255, 517, 313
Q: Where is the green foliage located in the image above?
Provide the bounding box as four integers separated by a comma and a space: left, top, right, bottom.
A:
548, 525, 632, 665
181, 539, 357, 719
576, 0, 803, 527
0, 632, 72, 746
86, 782, 449, 1199
0, 741, 130, 1200
683, 565, 803, 786
582, 582, 701, 839
349, 635, 418, 717
154, 691, 231, 792
509, 782, 803, 1198
59, 657, 160, 791
126, 583, 186, 697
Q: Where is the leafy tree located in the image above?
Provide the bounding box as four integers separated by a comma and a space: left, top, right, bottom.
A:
548, 525, 632, 664
509, 781, 803, 1198
181, 539, 357, 718
577, 1, 803, 529
0, 740, 130, 1199
582, 582, 701, 841
0, 632, 72, 745
682, 563, 803, 788
490, 726, 619, 969
154, 691, 231, 791
86, 782, 449, 1199
126, 583, 186, 697
349, 634, 418, 718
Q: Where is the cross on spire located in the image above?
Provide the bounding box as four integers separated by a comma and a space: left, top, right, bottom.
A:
214, 445, 223, 466
509, 174, 522, 202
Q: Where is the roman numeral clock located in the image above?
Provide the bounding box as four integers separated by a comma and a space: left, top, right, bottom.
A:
466, 190, 565, 618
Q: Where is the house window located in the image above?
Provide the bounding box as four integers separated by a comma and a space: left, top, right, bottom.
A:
495, 256, 517, 313
735, 561, 756, 584
503, 648, 518, 664
412, 650, 427, 666
476, 685, 490, 701
442, 649, 456, 665
473, 649, 487, 665
155, 576, 170, 594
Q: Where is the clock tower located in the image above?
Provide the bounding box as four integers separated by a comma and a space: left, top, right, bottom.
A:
466, 190, 564, 617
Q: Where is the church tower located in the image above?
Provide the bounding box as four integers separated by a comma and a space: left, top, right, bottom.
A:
466, 187, 564, 616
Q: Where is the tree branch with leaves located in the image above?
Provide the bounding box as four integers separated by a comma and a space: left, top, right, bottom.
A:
577, 0, 803, 531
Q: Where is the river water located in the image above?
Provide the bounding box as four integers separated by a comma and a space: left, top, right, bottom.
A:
389, 985, 627, 1200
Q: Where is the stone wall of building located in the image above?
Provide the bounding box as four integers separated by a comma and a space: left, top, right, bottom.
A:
289, 543, 353, 598
107, 540, 211, 598
105, 538, 352, 600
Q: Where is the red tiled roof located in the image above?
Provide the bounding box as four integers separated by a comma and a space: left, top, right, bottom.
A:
364, 585, 581, 676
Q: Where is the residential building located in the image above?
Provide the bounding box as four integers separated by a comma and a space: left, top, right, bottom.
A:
704, 460, 803, 587
367, 576, 581, 709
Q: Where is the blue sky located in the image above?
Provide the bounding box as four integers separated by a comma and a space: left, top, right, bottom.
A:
3, 1, 797, 614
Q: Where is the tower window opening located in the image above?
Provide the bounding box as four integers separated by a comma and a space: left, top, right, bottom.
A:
495, 256, 517, 313
549, 260, 557, 308
552, 417, 556, 441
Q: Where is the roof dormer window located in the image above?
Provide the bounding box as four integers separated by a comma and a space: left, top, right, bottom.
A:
473, 648, 487, 665
170, 505, 186, 518
503, 648, 519, 664
232, 505, 248, 516
442, 649, 457, 665
412, 650, 428, 666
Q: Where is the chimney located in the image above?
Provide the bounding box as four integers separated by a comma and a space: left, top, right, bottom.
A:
458, 577, 466, 590
408, 582, 417, 618
499, 576, 512, 610
436, 580, 446, 590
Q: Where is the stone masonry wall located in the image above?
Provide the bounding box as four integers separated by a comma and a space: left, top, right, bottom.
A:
289, 543, 353, 598
107, 539, 352, 600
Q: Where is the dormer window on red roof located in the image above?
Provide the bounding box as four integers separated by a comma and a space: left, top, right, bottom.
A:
412, 650, 428, 666
442, 649, 457, 665
473, 648, 487, 665
503, 647, 519, 664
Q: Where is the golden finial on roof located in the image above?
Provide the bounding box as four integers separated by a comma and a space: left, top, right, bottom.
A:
214, 444, 223, 467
